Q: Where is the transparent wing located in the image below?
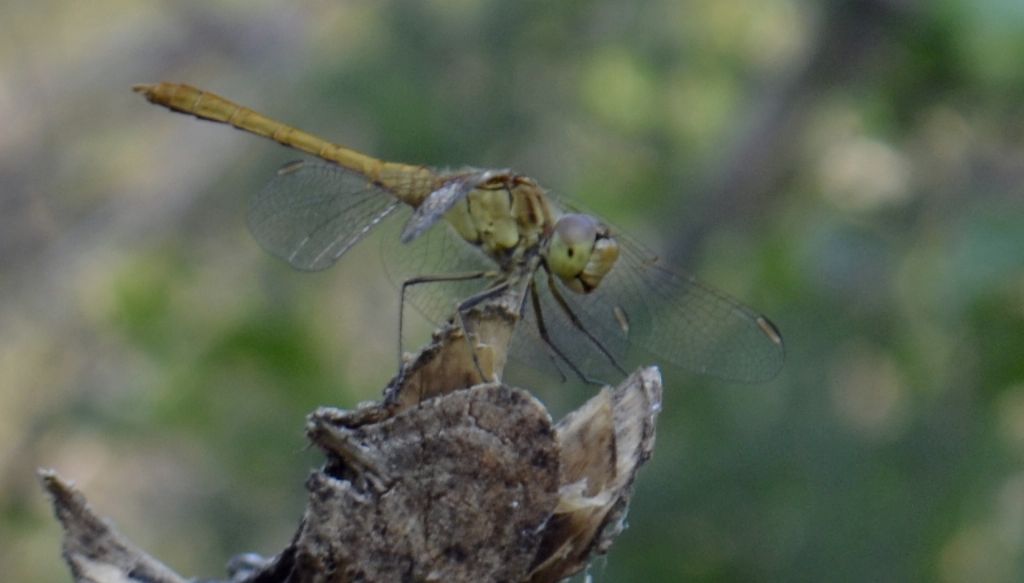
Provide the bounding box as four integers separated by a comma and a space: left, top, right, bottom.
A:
381, 204, 499, 331
250, 158, 781, 382
525, 227, 785, 383
382, 196, 783, 383
248, 160, 401, 271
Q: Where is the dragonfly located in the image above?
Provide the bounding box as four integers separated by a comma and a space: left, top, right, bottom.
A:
134, 82, 784, 384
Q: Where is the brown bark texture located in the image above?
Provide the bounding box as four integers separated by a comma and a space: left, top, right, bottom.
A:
42, 279, 662, 583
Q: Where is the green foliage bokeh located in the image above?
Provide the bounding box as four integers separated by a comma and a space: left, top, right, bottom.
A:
1, 0, 1023, 581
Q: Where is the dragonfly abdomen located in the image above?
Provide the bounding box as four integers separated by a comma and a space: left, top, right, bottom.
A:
134, 82, 437, 204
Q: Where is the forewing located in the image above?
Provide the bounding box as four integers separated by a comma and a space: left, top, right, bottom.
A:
248, 160, 401, 271
387, 182, 783, 383
526, 230, 784, 383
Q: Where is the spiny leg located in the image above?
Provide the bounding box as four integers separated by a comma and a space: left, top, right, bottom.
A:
544, 265, 628, 376
529, 279, 604, 386
510, 273, 569, 384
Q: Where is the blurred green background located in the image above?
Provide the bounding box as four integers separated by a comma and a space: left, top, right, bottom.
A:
2, 0, 1024, 581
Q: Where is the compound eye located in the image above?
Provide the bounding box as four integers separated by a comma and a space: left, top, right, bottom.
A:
555, 214, 598, 247
547, 214, 598, 281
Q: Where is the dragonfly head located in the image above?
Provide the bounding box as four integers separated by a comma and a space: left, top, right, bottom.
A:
546, 213, 620, 294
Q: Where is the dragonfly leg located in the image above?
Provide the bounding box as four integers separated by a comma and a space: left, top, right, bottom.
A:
398, 271, 492, 376
529, 280, 605, 387
544, 266, 629, 376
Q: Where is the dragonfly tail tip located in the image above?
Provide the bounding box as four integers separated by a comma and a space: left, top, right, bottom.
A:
132, 84, 157, 97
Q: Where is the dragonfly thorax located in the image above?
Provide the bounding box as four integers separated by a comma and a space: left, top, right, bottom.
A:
443, 173, 555, 266
545, 213, 620, 294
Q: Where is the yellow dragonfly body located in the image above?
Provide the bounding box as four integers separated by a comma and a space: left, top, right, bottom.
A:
134, 82, 784, 383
